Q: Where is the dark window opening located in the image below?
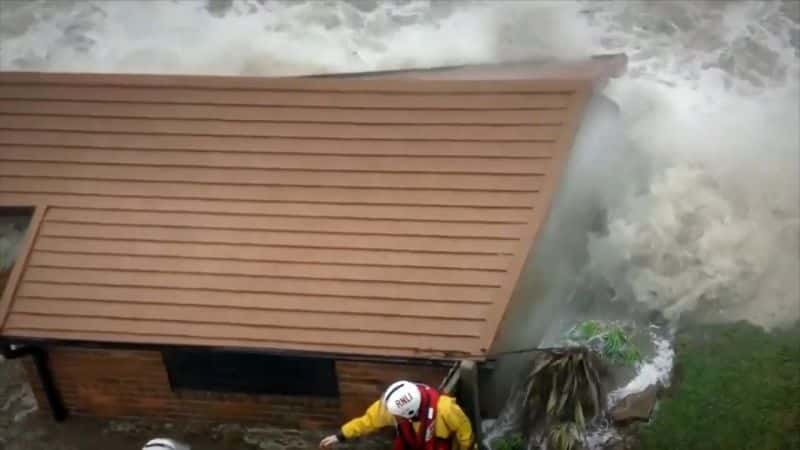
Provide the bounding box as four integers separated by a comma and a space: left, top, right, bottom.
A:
162, 349, 339, 397
1, 207, 35, 295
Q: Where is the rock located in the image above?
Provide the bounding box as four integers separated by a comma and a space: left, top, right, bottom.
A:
610, 385, 658, 424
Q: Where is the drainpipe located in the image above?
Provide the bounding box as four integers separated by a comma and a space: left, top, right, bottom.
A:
1, 343, 67, 421
457, 361, 485, 450
439, 360, 486, 450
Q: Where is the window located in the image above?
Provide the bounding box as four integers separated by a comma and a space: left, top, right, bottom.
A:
162, 349, 340, 397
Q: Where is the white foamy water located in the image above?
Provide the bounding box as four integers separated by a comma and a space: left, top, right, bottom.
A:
0, 0, 593, 75
582, 1, 800, 329
607, 331, 675, 406
581, 331, 674, 449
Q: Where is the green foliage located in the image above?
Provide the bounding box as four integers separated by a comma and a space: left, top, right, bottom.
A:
638, 321, 800, 450
566, 320, 642, 366
603, 327, 642, 365
547, 423, 584, 450
573, 320, 603, 340
493, 434, 526, 450
519, 348, 606, 450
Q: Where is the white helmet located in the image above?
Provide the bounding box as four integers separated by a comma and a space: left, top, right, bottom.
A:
383, 380, 421, 419
142, 438, 190, 450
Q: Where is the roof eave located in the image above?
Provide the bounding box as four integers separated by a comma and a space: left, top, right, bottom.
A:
307, 53, 628, 86
0, 334, 482, 366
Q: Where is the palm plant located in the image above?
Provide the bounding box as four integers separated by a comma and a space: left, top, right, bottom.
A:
520, 348, 606, 450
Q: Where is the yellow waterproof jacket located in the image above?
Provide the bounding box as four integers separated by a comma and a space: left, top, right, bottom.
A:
340, 394, 474, 450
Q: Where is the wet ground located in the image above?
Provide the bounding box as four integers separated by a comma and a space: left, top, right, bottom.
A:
0, 357, 385, 450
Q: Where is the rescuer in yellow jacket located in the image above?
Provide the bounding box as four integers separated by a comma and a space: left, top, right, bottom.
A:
319, 380, 474, 450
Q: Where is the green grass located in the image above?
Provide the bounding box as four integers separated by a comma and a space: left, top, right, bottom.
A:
638, 321, 800, 450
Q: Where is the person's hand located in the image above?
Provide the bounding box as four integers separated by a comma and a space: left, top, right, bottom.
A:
319, 434, 340, 449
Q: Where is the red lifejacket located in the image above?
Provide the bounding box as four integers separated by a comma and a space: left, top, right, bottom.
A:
392, 384, 451, 450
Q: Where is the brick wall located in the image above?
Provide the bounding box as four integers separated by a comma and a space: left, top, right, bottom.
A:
23, 346, 453, 429
336, 360, 451, 420
23, 346, 341, 428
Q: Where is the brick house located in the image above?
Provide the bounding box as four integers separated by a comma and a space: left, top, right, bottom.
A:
0, 55, 626, 437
